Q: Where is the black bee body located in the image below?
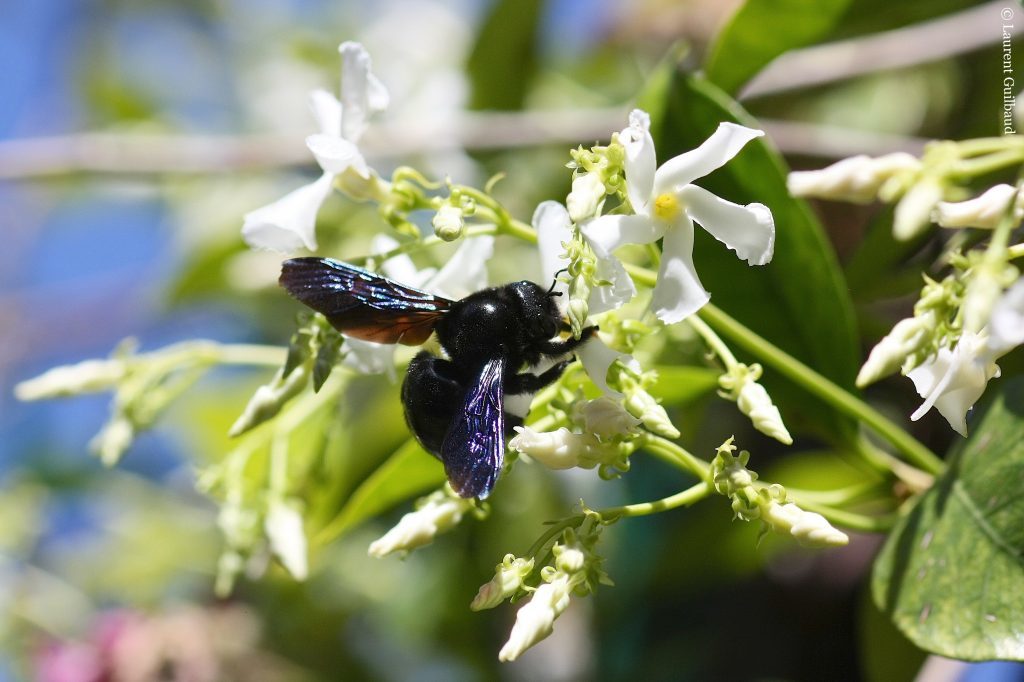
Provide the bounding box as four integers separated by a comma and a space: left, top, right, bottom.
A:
278, 258, 591, 499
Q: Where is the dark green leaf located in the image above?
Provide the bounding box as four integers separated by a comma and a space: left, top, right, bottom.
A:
466, 0, 545, 110
650, 366, 719, 405
315, 439, 446, 544
872, 378, 1024, 661
705, 0, 852, 96
643, 69, 860, 439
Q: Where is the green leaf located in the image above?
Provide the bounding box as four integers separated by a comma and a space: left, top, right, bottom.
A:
872, 378, 1024, 660
650, 366, 719, 405
643, 70, 860, 439
705, 0, 852, 96
466, 0, 545, 110
315, 439, 446, 544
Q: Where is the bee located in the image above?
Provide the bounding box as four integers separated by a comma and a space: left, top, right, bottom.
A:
279, 257, 593, 499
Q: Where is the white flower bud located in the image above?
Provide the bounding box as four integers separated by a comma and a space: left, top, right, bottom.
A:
498, 573, 573, 662
432, 204, 465, 241
265, 499, 308, 580
368, 492, 472, 557
576, 396, 641, 439
736, 381, 792, 445
856, 312, 936, 387
908, 332, 1000, 436
15, 359, 126, 401
787, 153, 920, 203
566, 172, 606, 223
989, 279, 1024, 356
893, 178, 944, 241
761, 501, 849, 548
510, 426, 618, 470
624, 389, 680, 439
229, 364, 310, 437
933, 184, 1021, 229
90, 417, 135, 466
553, 545, 586, 574
962, 266, 1008, 335
471, 554, 534, 611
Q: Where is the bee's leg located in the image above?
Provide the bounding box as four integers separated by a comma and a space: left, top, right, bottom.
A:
402, 351, 465, 459
535, 325, 597, 356
505, 361, 570, 395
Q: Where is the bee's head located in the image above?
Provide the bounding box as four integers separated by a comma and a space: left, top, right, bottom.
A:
508, 280, 562, 341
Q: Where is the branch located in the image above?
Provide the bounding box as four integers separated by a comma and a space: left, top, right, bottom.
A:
741, 0, 1024, 99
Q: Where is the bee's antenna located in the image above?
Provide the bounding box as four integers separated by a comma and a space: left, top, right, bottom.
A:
547, 268, 568, 296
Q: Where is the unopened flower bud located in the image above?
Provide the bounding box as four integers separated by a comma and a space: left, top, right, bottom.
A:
432, 204, 465, 241
787, 153, 920, 203
90, 416, 135, 466
893, 178, 944, 240
229, 363, 311, 437
510, 426, 619, 470
498, 573, 573, 662
471, 554, 534, 611
575, 396, 641, 439
15, 359, 127, 400
552, 541, 586, 574
761, 501, 849, 548
736, 381, 792, 445
368, 490, 472, 557
624, 389, 680, 439
265, 498, 308, 580
933, 183, 1022, 229
567, 172, 606, 223
856, 312, 936, 387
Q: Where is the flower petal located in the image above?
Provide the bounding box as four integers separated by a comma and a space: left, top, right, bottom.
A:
654, 122, 764, 193
589, 252, 635, 315
679, 184, 775, 265
373, 234, 435, 287
242, 173, 333, 252
651, 215, 709, 324
988, 279, 1024, 356
343, 337, 397, 382
908, 333, 999, 436
578, 336, 634, 396
534, 200, 572, 299
620, 109, 656, 214
427, 234, 495, 299
580, 214, 665, 258
339, 41, 389, 143
309, 88, 342, 137
306, 134, 369, 177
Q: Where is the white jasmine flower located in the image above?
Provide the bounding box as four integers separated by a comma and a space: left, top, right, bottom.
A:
264, 499, 308, 580
581, 110, 775, 324
343, 233, 494, 378
534, 200, 634, 316
368, 490, 472, 557
575, 396, 641, 439
566, 172, 607, 223
498, 573, 573, 662
787, 153, 920, 203
761, 501, 849, 548
908, 332, 1000, 436
243, 42, 389, 253
576, 335, 637, 397
933, 184, 1022, 229
509, 426, 616, 470
471, 554, 534, 611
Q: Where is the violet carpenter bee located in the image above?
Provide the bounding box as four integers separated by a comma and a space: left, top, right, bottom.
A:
279, 257, 594, 499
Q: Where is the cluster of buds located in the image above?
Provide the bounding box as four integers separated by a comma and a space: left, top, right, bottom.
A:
510, 396, 641, 478
477, 520, 610, 662
717, 363, 792, 445
367, 485, 476, 558
613, 363, 680, 439
565, 138, 626, 222
710, 438, 848, 548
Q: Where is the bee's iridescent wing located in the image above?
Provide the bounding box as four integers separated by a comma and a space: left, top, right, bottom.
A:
441, 357, 505, 499
279, 257, 453, 345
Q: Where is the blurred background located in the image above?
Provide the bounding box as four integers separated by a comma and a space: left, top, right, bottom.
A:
2, 0, 1022, 680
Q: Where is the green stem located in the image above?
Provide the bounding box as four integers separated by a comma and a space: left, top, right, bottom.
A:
788, 496, 897, 533
598, 481, 712, 519
525, 516, 583, 559
954, 136, 1024, 157
642, 435, 711, 482
951, 149, 1024, 178
687, 314, 738, 368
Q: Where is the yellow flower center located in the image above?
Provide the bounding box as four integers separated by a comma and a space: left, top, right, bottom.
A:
653, 192, 681, 221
